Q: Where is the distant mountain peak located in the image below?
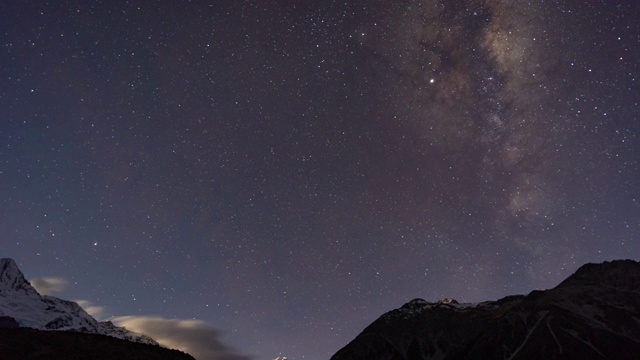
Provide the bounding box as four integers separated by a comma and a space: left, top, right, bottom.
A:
0, 258, 39, 298
0, 258, 158, 346
0, 258, 18, 268
438, 298, 458, 305
399, 298, 460, 311
558, 259, 640, 290
0, 258, 23, 283
332, 259, 640, 360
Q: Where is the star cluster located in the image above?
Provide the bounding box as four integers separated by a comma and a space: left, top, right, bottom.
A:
1, 1, 638, 359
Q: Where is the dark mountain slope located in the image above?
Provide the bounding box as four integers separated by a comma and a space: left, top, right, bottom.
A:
0, 326, 195, 360
332, 260, 640, 360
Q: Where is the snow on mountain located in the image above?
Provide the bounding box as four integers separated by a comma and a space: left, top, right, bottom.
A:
0, 257, 40, 298
0, 258, 157, 345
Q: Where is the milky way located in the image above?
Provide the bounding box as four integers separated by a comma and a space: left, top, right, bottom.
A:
1, 1, 638, 359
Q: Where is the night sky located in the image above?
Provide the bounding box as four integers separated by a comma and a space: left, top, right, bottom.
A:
1, 1, 639, 359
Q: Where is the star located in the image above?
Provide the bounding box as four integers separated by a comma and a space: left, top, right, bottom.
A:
1, 2, 638, 360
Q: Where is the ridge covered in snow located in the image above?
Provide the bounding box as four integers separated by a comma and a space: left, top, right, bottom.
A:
0, 258, 157, 345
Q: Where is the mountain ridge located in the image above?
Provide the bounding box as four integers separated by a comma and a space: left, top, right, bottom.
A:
0, 327, 195, 360
0, 258, 40, 297
331, 259, 640, 360
0, 258, 157, 345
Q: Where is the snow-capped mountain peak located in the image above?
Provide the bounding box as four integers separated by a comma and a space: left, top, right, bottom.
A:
0, 258, 158, 346
0, 258, 40, 298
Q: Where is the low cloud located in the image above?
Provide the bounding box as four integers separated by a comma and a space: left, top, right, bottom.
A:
113, 316, 251, 360
41, 277, 251, 360
76, 299, 108, 320
30, 277, 68, 295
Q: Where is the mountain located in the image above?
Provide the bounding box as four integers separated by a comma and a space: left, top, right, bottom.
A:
331, 260, 640, 360
0, 258, 156, 345
0, 327, 195, 360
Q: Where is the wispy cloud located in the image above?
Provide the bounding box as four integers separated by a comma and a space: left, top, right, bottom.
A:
37, 276, 251, 360
75, 299, 108, 320
112, 316, 252, 360
73, 299, 251, 360
30, 277, 68, 295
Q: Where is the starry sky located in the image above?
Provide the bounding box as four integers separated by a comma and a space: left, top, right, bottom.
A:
1, 1, 639, 359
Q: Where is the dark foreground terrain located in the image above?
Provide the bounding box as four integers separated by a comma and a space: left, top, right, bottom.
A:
0, 326, 194, 360
332, 260, 640, 360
